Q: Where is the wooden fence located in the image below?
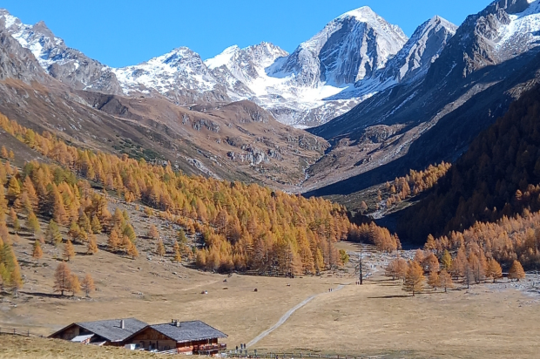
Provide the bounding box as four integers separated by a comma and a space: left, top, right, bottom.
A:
227, 351, 367, 359
0, 328, 45, 338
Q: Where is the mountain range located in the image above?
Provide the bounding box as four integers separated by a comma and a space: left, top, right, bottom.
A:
0, 0, 540, 199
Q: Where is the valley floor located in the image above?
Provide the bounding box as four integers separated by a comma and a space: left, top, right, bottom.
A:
1, 241, 539, 359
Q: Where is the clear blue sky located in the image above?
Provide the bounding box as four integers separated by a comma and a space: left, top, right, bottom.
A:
2, 0, 491, 67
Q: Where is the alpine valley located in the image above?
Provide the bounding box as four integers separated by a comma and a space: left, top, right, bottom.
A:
0, 0, 540, 209
4, 1, 540, 358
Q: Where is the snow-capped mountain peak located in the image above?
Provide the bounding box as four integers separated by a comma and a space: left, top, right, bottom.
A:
267, 7, 408, 88
339, 6, 376, 21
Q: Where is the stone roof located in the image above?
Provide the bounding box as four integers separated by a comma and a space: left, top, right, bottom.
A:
53, 318, 147, 343
149, 321, 227, 343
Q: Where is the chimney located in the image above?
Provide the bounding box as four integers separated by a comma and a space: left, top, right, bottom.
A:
176, 320, 181, 327
120, 320, 125, 329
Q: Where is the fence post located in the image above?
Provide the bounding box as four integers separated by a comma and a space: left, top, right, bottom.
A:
27, 329, 30, 337
13, 328, 16, 335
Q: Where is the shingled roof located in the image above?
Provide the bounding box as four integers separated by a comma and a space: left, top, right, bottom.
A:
148, 321, 228, 343
50, 318, 148, 343
77, 318, 147, 342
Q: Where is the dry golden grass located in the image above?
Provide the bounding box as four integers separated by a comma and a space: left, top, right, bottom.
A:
2, 237, 540, 359
0, 335, 164, 359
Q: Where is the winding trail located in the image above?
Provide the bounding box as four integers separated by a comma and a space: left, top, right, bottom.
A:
246, 284, 346, 348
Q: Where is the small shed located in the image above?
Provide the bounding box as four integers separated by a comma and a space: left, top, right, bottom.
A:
49, 318, 148, 346
126, 320, 228, 354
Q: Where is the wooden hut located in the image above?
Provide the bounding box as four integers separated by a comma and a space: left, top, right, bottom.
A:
125, 320, 227, 354
49, 318, 147, 346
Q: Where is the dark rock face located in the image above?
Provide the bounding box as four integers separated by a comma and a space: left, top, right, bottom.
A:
0, 29, 48, 82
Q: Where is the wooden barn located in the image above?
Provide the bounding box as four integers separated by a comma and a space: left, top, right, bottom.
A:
49, 318, 148, 346
125, 320, 227, 354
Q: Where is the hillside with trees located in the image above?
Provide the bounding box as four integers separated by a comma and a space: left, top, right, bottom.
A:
0, 113, 359, 277
398, 85, 540, 244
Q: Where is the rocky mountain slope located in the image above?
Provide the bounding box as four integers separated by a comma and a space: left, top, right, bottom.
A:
304, 0, 540, 198
0, 7, 458, 128
0, 17, 327, 188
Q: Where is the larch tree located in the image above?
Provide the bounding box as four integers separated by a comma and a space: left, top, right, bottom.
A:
156, 238, 166, 257
440, 250, 453, 270
0, 145, 8, 159
414, 249, 425, 264
69, 274, 81, 297
32, 240, 43, 261
487, 258, 503, 283
173, 241, 182, 263
396, 258, 409, 281
422, 253, 439, 273
463, 263, 475, 289
81, 273, 95, 297
87, 233, 99, 255
403, 261, 425, 296
508, 260, 526, 282
385, 258, 400, 280
8, 265, 23, 295
452, 246, 468, 279
22, 177, 38, 212
438, 269, 454, 293
127, 242, 139, 259
90, 215, 102, 234
428, 270, 440, 289
107, 229, 120, 252
148, 224, 159, 240
6, 177, 20, 203
45, 220, 62, 246
26, 212, 40, 235
177, 229, 187, 244
53, 262, 72, 296
63, 239, 75, 261
9, 208, 20, 233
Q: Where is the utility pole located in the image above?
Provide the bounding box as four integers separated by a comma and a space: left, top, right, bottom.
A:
358, 253, 363, 285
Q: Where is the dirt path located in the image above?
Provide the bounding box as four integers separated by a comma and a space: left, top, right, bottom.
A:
246, 284, 346, 348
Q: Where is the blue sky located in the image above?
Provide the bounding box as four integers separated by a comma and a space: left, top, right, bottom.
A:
2, 0, 490, 67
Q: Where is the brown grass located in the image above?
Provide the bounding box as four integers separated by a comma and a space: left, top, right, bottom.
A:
2, 235, 540, 359
0, 335, 163, 359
